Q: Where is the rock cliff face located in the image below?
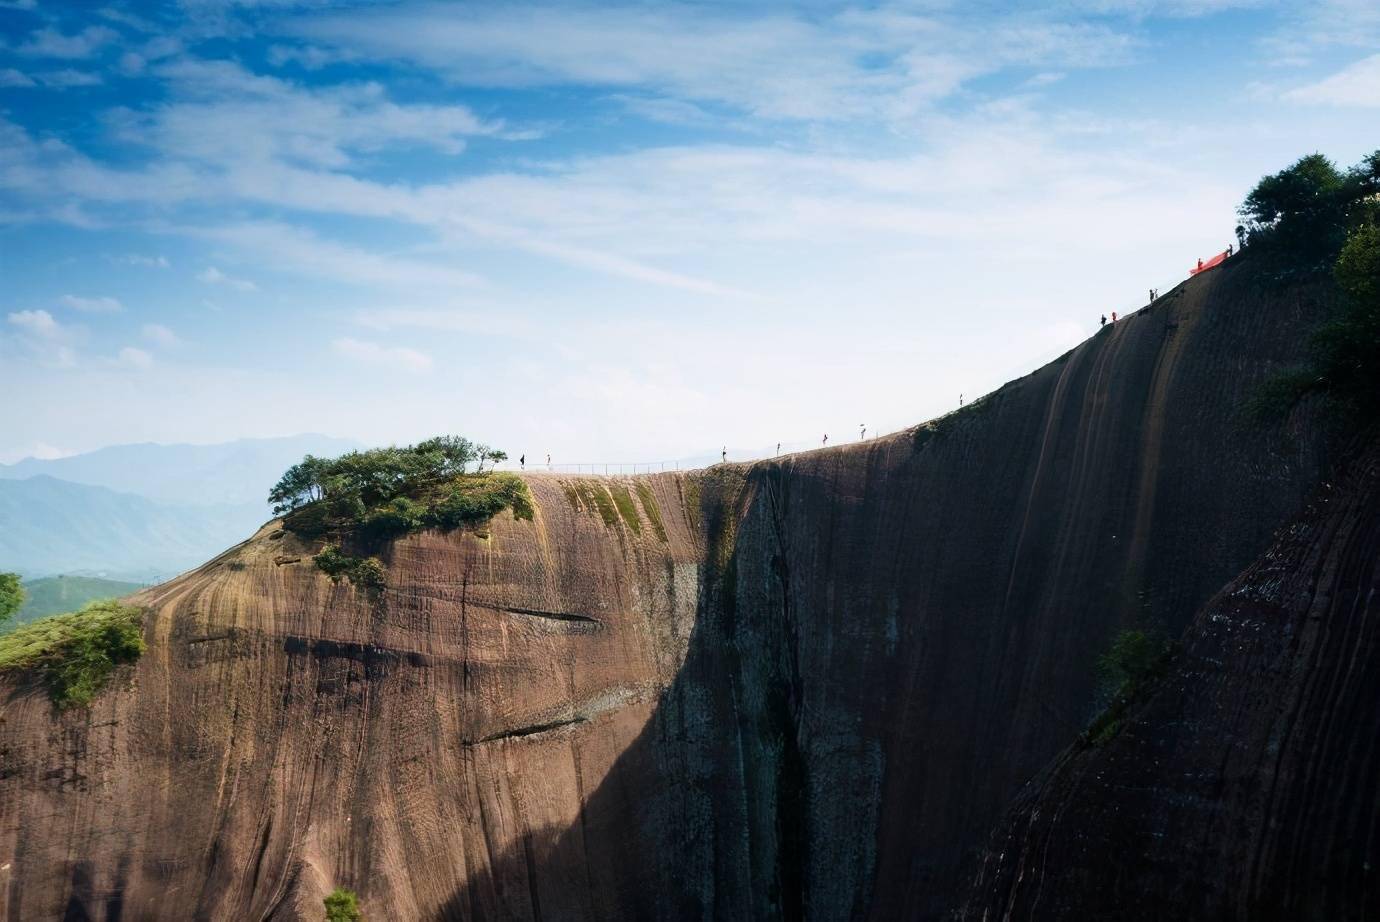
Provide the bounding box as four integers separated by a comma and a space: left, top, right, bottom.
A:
959, 439, 1380, 922
0, 256, 1352, 920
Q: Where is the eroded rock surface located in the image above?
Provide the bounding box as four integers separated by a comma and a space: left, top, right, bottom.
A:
0, 257, 1351, 920
959, 441, 1380, 922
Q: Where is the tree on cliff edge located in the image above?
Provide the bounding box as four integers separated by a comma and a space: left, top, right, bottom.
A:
0, 572, 22, 628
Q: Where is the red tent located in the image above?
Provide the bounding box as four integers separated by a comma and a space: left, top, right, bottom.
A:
1190, 249, 1229, 276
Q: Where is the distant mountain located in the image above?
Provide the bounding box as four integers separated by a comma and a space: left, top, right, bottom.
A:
0, 476, 267, 581
0, 434, 359, 507
12, 574, 146, 626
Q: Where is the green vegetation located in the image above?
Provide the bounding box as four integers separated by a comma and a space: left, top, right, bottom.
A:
1239, 150, 1380, 426
313, 545, 387, 594
573, 482, 619, 528
11, 575, 144, 627
635, 482, 668, 542
0, 600, 146, 708
323, 887, 362, 922
0, 572, 21, 629
269, 436, 534, 593
609, 484, 642, 534
1083, 628, 1175, 747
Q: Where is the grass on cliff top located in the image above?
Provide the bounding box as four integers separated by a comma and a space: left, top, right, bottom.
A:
0, 599, 146, 708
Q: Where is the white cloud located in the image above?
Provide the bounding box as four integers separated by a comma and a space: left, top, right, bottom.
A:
332, 336, 432, 372
60, 294, 123, 313
355, 307, 538, 338
293, 3, 1135, 122
16, 26, 119, 60
198, 222, 484, 290
117, 346, 154, 369
112, 57, 506, 171
6, 309, 77, 367
142, 323, 181, 347
0, 69, 35, 88
110, 253, 171, 268
35, 69, 103, 88
197, 265, 258, 291
1284, 54, 1380, 107
7, 309, 61, 338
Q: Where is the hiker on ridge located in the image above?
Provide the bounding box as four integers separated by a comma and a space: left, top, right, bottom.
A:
1111, 311, 1118, 323
519, 454, 525, 470
722, 447, 727, 463
1100, 314, 1106, 327
823, 433, 829, 446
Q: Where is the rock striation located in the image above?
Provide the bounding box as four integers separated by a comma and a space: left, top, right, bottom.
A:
0, 255, 1356, 920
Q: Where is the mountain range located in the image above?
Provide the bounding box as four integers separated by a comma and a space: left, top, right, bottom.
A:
0, 434, 359, 581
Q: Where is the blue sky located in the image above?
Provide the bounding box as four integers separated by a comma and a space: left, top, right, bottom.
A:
1, 0, 1377, 466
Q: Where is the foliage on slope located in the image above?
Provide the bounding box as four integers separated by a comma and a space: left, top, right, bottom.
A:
0, 599, 146, 707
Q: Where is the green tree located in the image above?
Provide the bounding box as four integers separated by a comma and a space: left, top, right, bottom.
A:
268, 454, 330, 514
324, 887, 362, 922
0, 572, 22, 627
1238, 153, 1349, 268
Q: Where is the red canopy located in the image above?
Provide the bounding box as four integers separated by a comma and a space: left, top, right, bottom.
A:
1190, 250, 1229, 276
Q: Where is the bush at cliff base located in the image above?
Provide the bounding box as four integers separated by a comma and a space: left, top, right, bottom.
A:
0, 599, 146, 708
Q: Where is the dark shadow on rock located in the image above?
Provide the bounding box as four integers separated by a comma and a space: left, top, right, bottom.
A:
440, 258, 1340, 920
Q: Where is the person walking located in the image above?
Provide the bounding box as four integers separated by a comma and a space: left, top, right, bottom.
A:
1100, 314, 1106, 327
546, 453, 551, 470
776, 442, 781, 456
1149, 289, 1154, 303
822, 433, 829, 447
722, 446, 727, 463
1197, 257, 1203, 271
860, 424, 866, 440
519, 454, 525, 471
959, 393, 964, 407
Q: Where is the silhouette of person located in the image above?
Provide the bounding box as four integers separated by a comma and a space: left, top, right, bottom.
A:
1100, 314, 1106, 327
1227, 244, 1233, 257
519, 454, 525, 470
1111, 311, 1118, 323
1197, 258, 1203, 270
959, 393, 964, 407
722, 446, 727, 463
860, 424, 866, 440
1149, 289, 1154, 303
776, 442, 781, 456
823, 434, 828, 446
546, 453, 551, 470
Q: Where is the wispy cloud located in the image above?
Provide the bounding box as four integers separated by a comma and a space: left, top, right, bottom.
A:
142, 323, 181, 347
33, 69, 103, 88
116, 346, 154, 368
291, 3, 1137, 123
1284, 53, 1380, 106
0, 69, 35, 87
8, 309, 62, 338
110, 253, 171, 268
60, 294, 123, 312
197, 265, 258, 291
15, 26, 119, 59
332, 336, 432, 372
7, 309, 77, 367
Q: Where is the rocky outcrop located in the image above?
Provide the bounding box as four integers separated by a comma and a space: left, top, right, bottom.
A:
958, 439, 1380, 922
0, 255, 1350, 920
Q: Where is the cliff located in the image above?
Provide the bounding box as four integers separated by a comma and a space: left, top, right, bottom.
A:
958, 438, 1380, 921
0, 254, 1351, 920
